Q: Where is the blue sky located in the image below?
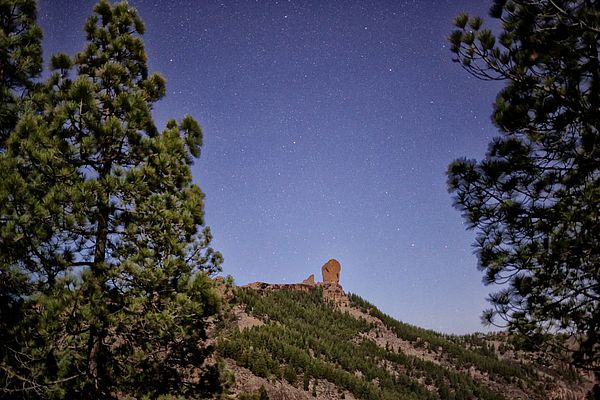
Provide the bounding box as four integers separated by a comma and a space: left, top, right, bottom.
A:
40, 0, 506, 334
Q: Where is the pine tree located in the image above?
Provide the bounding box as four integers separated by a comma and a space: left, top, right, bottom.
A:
0, 0, 43, 395
283, 364, 297, 385
0, 0, 42, 145
258, 385, 269, 400
0, 1, 222, 398
448, 0, 599, 373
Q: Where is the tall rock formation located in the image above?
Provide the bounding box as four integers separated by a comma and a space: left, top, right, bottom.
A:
321, 259, 347, 306
321, 259, 341, 284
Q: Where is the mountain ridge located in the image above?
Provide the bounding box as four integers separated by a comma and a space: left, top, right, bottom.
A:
213, 281, 595, 400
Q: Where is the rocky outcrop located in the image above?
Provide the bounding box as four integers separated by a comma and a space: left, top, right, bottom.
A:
242, 259, 348, 306
302, 274, 315, 285
322, 282, 348, 306
321, 259, 348, 306
321, 259, 341, 284
242, 282, 314, 293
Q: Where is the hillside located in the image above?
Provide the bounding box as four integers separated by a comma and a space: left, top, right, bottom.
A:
214, 283, 595, 400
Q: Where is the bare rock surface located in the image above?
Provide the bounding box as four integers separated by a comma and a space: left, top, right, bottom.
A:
224, 359, 356, 400
224, 359, 309, 400
321, 259, 341, 284
322, 282, 349, 306
302, 274, 315, 285
232, 304, 264, 331
547, 386, 591, 400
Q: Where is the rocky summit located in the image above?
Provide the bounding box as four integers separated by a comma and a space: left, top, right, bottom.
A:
242, 258, 349, 307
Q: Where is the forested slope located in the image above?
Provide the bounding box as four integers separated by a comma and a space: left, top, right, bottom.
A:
215, 286, 591, 400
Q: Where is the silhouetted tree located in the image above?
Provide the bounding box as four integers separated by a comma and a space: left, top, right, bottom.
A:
448, 0, 599, 373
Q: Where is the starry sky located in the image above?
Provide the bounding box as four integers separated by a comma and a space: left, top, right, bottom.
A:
39, 0, 506, 334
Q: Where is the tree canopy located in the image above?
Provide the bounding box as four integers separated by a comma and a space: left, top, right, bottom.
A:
0, 1, 222, 398
447, 0, 599, 373
0, 0, 42, 145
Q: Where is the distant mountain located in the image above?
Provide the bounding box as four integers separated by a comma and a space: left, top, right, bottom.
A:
213, 282, 595, 400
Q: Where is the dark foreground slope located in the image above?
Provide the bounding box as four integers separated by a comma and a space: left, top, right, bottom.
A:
215, 286, 593, 400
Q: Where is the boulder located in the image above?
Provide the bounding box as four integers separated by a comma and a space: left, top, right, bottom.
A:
321, 259, 341, 284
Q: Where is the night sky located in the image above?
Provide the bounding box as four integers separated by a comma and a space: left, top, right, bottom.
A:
39, 0, 506, 334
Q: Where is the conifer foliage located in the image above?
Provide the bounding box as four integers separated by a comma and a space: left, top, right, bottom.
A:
0, 0, 42, 145
447, 0, 599, 372
220, 288, 527, 400
0, 1, 222, 398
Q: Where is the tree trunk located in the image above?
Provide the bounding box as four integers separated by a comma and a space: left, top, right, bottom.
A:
87, 164, 111, 392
